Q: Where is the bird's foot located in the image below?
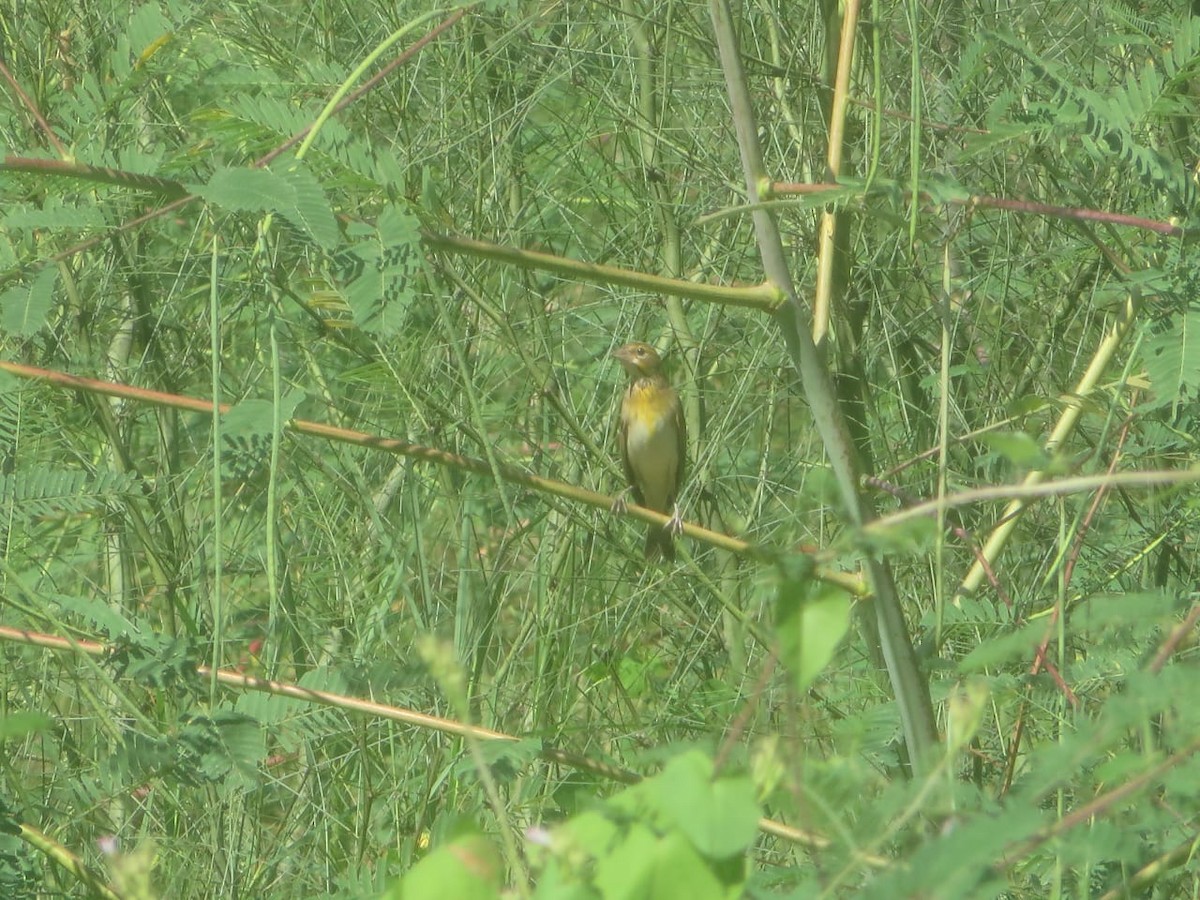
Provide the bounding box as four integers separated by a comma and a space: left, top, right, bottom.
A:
665, 503, 684, 537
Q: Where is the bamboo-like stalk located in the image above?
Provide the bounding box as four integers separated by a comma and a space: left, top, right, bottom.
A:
708, 0, 937, 770
811, 0, 861, 344
959, 294, 1143, 595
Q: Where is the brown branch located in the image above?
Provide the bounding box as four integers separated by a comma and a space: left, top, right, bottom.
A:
0, 58, 68, 156
1002, 736, 1200, 865
767, 182, 1188, 238
0, 624, 837, 853
0, 360, 862, 585
0, 9, 474, 286
2, 157, 189, 198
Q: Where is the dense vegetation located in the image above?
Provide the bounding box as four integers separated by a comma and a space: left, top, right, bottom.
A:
2, 1, 1198, 897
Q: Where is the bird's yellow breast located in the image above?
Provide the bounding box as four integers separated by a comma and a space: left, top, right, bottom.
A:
624, 379, 677, 429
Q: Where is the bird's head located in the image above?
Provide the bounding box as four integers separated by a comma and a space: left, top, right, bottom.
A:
613, 341, 663, 378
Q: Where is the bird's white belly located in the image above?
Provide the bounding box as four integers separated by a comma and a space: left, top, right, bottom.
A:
626, 419, 678, 511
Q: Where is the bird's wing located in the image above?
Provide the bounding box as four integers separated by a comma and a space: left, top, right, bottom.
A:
617, 388, 645, 505
671, 393, 687, 503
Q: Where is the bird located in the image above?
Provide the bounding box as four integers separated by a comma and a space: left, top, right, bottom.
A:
612, 341, 687, 561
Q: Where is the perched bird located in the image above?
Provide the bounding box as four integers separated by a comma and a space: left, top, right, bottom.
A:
613, 341, 687, 560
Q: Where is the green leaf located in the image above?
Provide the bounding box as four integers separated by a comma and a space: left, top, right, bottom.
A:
195, 167, 280, 212
277, 164, 339, 250
862, 803, 1043, 899
0, 469, 140, 519
3, 203, 107, 230
1005, 394, 1051, 417
127, 3, 172, 60
194, 165, 337, 249
175, 710, 264, 791
455, 738, 541, 783
52, 593, 143, 640
223, 392, 304, 439
775, 574, 852, 694
922, 172, 972, 204
857, 516, 940, 556
651, 751, 761, 860
0, 266, 57, 336
219, 393, 304, 480
560, 810, 621, 853
388, 833, 503, 900
593, 823, 729, 900
957, 621, 1046, 672
1077, 590, 1178, 632
222, 398, 275, 439
977, 431, 1049, 469
335, 203, 421, 335
1141, 312, 1200, 410
0, 710, 54, 741
960, 119, 1042, 158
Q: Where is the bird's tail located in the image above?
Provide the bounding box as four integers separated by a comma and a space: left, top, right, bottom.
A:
644, 525, 676, 562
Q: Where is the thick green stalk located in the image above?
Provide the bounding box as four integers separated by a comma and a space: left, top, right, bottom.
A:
709, 0, 938, 771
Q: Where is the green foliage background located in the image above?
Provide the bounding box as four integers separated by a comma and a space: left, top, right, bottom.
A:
1, 0, 1199, 897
